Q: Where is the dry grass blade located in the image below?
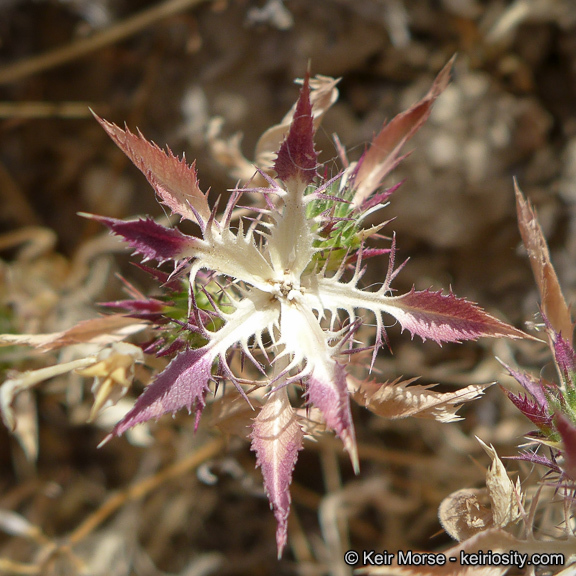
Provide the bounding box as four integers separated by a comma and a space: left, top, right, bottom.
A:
0, 557, 43, 575
0, 227, 55, 260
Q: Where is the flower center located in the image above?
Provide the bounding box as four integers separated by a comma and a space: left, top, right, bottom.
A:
269, 275, 304, 303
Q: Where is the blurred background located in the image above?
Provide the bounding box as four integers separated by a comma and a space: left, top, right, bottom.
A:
0, 1, 574, 574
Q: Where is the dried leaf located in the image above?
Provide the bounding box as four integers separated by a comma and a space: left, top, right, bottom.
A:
515, 181, 573, 339
353, 377, 493, 422
76, 342, 144, 422
51, 316, 148, 351
205, 120, 256, 182
438, 488, 493, 542
0, 333, 60, 348
1, 357, 97, 432
0, 315, 147, 351
477, 438, 522, 528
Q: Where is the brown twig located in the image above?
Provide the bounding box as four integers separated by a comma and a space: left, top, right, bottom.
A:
0, 437, 225, 575
0, 558, 40, 575
0, 162, 41, 226
0, 0, 211, 85
67, 434, 225, 545
0, 102, 97, 119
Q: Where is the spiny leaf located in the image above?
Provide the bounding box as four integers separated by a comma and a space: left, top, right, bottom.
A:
81, 213, 197, 263
505, 451, 562, 474
551, 328, 576, 389
306, 361, 358, 471
256, 75, 338, 175
274, 72, 317, 185
101, 297, 167, 321
93, 112, 211, 226
251, 387, 304, 557
555, 412, 576, 480
208, 75, 339, 183
351, 56, 455, 207
515, 181, 573, 340
312, 280, 532, 347
498, 359, 549, 410
107, 347, 215, 440
386, 288, 531, 343
500, 387, 554, 433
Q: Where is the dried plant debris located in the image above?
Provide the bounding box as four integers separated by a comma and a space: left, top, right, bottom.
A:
439, 438, 522, 542
352, 377, 494, 423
